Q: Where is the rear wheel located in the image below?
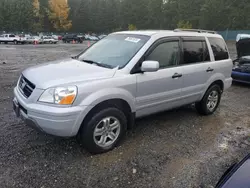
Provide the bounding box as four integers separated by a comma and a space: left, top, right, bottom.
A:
77, 108, 127, 154
13, 40, 17, 45
195, 84, 222, 115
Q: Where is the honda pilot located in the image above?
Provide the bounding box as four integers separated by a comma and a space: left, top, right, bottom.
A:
13, 29, 233, 153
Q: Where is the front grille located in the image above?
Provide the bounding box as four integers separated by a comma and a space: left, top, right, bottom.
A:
18, 75, 35, 98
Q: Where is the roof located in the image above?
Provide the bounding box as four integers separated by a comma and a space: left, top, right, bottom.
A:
114, 30, 222, 38
114, 30, 172, 36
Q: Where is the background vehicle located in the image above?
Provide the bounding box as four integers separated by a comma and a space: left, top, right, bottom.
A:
26, 36, 43, 44
52, 35, 60, 40
89, 36, 99, 41
236, 34, 250, 42
232, 38, 250, 83
216, 154, 250, 188
98, 34, 107, 39
62, 34, 83, 43
42, 36, 58, 44
13, 30, 232, 154
0, 34, 26, 44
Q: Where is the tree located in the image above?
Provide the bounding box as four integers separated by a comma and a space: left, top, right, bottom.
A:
1, 0, 250, 33
47, 0, 72, 31
177, 20, 192, 29
0, 0, 35, 32
128, 24, 137, 30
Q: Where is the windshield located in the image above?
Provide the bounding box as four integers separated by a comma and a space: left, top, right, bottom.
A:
78, 34, 150, 68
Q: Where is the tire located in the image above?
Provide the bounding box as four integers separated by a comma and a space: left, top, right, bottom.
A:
13, 40, 17, 45
77, 107, 127, 154
49, 41, 53, 44
195, 84, 222, 115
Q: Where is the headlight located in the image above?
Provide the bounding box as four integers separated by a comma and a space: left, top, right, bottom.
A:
39, 86, 77, 105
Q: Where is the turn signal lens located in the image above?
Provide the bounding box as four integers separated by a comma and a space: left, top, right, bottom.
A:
59, 94, 76, 105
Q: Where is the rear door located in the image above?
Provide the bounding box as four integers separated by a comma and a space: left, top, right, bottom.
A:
136, 37, 183, 117
180, 37, 212, 104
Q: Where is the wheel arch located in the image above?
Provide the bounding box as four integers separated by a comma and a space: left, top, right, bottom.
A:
210, 80, 224, 91
78, 98, 135, 135
200, 79, 224, 100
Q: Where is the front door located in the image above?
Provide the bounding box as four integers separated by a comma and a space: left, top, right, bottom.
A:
135, 38, 183, 117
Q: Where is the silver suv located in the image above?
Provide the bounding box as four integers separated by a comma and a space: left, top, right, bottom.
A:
13, 29, 232, 153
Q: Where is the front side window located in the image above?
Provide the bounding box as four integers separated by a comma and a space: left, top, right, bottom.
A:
146, 41, 180, 68
208, 37, 229, 61
78, 34, 150, 69
9, 35, 15, 37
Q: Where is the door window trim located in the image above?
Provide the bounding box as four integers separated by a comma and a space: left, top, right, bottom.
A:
179, 36, 211, 66
130, 37, 182, 74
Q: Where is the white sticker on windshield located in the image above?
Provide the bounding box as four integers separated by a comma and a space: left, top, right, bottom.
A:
125, 37, 141, 43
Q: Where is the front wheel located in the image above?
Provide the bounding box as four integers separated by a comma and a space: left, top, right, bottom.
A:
77, 108, 127, 154
195, 84, 222, 115
13, 40, 17, 45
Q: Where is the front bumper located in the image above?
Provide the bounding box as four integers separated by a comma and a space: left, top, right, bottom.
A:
13, 87, 90, 137
232, 71, 250, 84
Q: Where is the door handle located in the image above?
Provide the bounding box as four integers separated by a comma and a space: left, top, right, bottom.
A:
206, 67, 214, 72
172, 73, 182, 79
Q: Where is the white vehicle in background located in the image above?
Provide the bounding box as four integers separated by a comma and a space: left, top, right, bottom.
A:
236, 34, 250, 42
42, 36, 58, 44
52, 35, 59, 40
24, 34, 31, 39
0, 34, 26, 44
26, 36, 43, 44
89, 36, 99, 41
98, 34, 107, 40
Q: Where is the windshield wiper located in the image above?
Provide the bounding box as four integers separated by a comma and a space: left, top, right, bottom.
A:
82, 59, 114, 69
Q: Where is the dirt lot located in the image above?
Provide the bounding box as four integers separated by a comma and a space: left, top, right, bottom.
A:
0, 42, 250, 188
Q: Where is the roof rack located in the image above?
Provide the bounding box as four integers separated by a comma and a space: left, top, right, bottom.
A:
174, 29, 217, 34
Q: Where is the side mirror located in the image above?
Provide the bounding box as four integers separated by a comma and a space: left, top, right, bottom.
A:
141, 61, 159, 72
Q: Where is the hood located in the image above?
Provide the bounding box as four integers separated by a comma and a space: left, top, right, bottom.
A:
236, 38, 250, 58
22, 58, 117, 89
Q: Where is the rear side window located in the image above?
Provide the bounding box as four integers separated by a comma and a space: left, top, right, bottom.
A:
182, 41, 203, 64
208, 37, 229, 61
9, 35, 15, 37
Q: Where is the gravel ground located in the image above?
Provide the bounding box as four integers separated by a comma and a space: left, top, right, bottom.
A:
0, 42, 250, 188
